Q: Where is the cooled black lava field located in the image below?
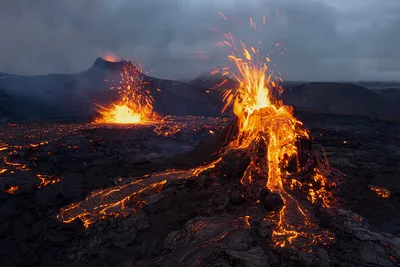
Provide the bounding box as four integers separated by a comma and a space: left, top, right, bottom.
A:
0, 112, 399, 267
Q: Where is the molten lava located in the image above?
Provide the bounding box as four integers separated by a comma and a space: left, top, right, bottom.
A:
36, 174, 62, 188
57, 160, 221, 228
102, 51, 119, 62
5, 185, 18, 194
369, 185, 391, 199
213, 15, 335, 248
94, 61, 157, 124
95, 103, 142, 124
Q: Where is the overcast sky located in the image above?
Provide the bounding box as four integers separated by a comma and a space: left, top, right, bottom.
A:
0, 0, 399, 81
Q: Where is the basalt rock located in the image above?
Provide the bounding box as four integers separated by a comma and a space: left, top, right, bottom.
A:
262, 192, 284, 212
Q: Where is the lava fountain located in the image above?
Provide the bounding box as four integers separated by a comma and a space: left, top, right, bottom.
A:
214, 15, 335, 248
94, 61, 157, 124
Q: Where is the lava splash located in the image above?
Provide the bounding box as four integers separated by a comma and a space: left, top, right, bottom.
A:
94, 60, 157, 124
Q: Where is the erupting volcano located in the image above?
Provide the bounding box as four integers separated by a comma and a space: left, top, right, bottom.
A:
94, 60, 157, 124
2, 5, 400, 266
209, 18, 336, 248
58, 16, 337, 250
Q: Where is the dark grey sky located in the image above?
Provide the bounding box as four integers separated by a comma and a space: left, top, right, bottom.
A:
0, 0, 399, 81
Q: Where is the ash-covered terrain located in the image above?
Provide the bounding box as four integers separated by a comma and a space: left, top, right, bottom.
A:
0, 110, 399, 266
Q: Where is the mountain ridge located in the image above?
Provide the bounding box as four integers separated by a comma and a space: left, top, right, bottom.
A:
0, 58, 223, 122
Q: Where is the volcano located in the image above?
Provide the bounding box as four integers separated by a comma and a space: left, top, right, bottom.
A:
0, 58, 223, 123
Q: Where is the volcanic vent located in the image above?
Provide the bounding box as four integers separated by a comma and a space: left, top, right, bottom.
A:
93, 60, 158, 124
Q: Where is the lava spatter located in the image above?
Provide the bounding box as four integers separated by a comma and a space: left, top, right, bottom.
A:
94, 60, 158, 124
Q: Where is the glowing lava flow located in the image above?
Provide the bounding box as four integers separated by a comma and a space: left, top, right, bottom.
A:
57, 159, 221, 228
36, 174, 62, 188
4, 185, 18, 194
94, 61, 157, 124
369, 185, 391, 199
215, 16, 335, 248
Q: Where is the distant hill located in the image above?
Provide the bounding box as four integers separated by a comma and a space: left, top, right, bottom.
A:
375, 88, 400, 101
0, 58, 223, 122
280, 82, 400, 118
354, 81, 400, 90
188, 74, 238, 94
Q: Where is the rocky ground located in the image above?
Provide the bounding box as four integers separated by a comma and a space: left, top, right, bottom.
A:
0, 113, 399, 267
297, 111, 400, 235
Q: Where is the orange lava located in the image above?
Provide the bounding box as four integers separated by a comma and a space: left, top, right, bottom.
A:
5, 185, 18, 194
94, 61, 157, 124
102, 51, 119, 62
214, 15, 335, 248
58, 179, 167, 228
36, 174, 62, 188
369, 185, 391, 199
4, 156, 30, 171
57, 159, 221, 228
95, 103, 142, 124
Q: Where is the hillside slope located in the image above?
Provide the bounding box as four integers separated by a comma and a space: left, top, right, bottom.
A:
0, 59, 223, 122
280, 82, 400, 117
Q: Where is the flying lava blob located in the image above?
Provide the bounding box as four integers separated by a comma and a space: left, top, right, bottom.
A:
94, 60, 157, 124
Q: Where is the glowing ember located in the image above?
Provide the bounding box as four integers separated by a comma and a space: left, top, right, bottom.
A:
307, 168, 336, 208
153, 124, 181, 137
5, 185, 18, 194
369, 185, 390, 199
94, 61, 157, 124
4, 156, 30, 171
214, 14, 335, 248
36, 174, 62, 188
